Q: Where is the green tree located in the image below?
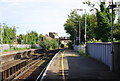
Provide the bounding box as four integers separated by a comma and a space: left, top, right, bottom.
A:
39, 37, 51, 50
64, 11, 97, 44
17, 34, 24, 44
2, 25, 16, 44
95, 2, 112, 41
113, 23, 120, 40
17, 31, 39, 44
39, 36, 59, 50
64, 11, 78, 44
85, 1, 116, 42
51, 39, 58, 49
28, 31, 39, 44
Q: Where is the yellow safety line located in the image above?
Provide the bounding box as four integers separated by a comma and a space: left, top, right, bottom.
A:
61, 52, 65, 81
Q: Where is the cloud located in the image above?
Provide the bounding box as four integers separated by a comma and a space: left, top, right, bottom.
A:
0, 0, 94, 36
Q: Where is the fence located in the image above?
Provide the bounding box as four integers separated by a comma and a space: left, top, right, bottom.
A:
87, 42, 120, 73
87, 43, 112, 70
0, 44, 31, 51
73, 45, 80, 52
73, 45, 85, 52
113, 42, 120, 73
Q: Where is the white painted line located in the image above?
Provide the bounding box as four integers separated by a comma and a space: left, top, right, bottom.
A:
35, 64, 48, 81
40, 50, 63, 81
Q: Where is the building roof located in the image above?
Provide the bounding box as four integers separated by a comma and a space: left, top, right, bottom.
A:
49, 32, 59, 39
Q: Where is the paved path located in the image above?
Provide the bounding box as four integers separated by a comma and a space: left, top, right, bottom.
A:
42, 49, 120, 81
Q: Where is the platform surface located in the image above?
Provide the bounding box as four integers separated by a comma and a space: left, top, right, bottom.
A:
42, 49, 120, 81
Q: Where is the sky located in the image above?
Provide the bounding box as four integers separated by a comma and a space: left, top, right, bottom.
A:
0, 0, 119, 37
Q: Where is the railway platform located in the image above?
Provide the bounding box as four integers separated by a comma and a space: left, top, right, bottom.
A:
42, 49, 120, 81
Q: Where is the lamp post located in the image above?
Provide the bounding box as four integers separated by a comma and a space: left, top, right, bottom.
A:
74, 29, 75, 45
0, 23, 3, 54
74, 9, 87, 56
27, 30, 30, 48
26, 31, 28, 49
72, 26, 76, 46
74, 21, 81, 46
71, 26, 77, 50
0, 23, 5, 52
73, 20, 81, 51
15, 27, 19, 49
108, 0, 117, 71
118, 1, 120, 24
0, 23, 3, 81
58, 38, 60, 49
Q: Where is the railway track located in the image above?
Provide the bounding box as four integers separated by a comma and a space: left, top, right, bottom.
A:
36, 49, 64, 81
15, 58, 46, 80
9, 49, 61, 81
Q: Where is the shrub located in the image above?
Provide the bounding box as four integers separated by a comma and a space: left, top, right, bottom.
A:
51, 39, 58, 49
88, 38, 102, 43
67, 41, 73, 49
79, 48, 84, 56
39, 37, 58, 50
